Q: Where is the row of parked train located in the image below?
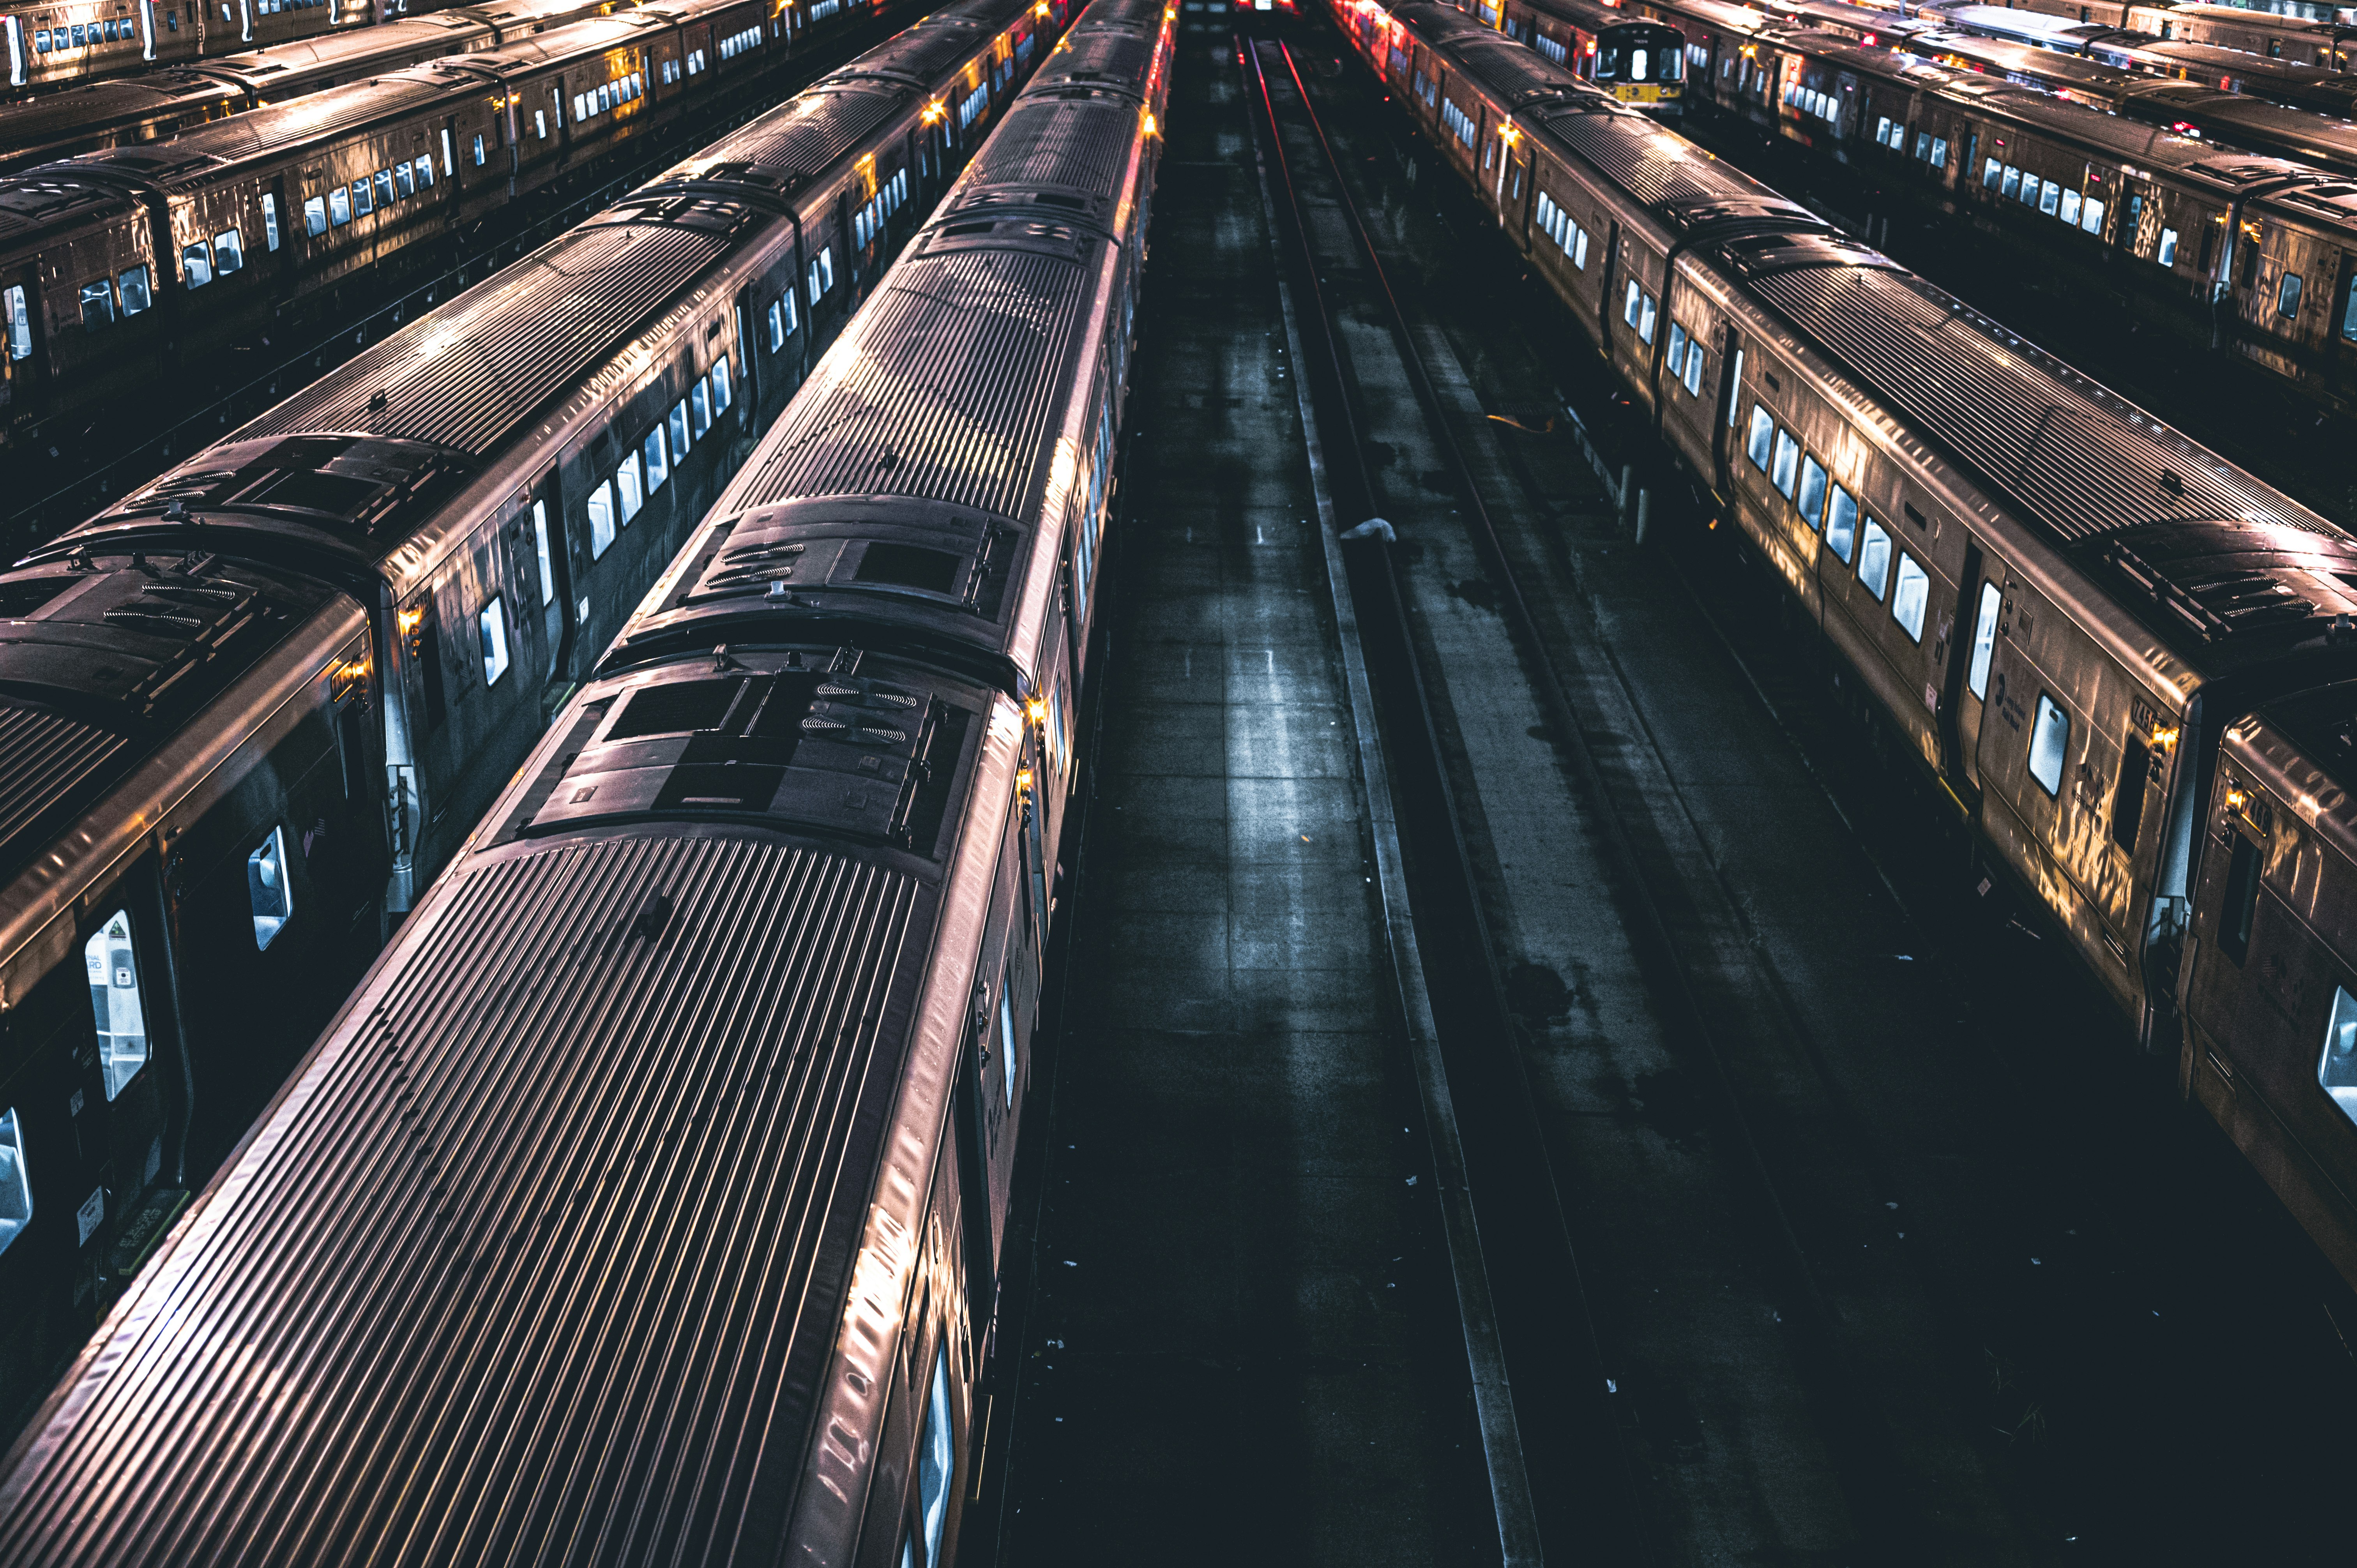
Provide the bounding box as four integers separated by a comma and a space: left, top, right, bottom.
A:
1347, 0, 2357, 1294
4, 0, 459, 94
1516, 0, 2357, 420
0, 0, 1079, 1448
0, 0, 1170, 1552
0, 0, 956, 468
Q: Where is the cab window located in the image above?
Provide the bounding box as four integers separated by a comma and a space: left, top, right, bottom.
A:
86, 913, 149, 1099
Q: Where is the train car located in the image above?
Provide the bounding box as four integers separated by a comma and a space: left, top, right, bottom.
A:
1485, 0, 1682, 111
1991, 0, 2357, 66
0, 0, 1170, 1556
2, 0, 433, 96
0, 0, 1063, 1439
1338, 0, 2357, 1289
0, 0, 924, 474
0, 0, 619, 171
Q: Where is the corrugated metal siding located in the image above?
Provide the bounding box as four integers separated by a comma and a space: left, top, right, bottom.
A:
728, 246, 1084, 516
692, 84, 905, 187
235, 225, 727, 454
971, 98, 1132, 190
0, 706, 125, 869
1751, 266, 2337, 542
0, 832, 924, 1567
1540, 113, 1763, 209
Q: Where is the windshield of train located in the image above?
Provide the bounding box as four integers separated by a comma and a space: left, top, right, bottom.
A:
1595, 26, 1684, 81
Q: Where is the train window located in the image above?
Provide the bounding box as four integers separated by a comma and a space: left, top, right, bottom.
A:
1623, 280, 1640, 330
1746, 405, 1772, 471
711, 358, 732, 416
395, 163, 413, 200
2028, 694, 2068, 797
998, 975, 1016, 1104
329, 186, 351, 226
643, 426, 669, 493
615, 452, 643, 523
2112, 731, 2150, 851
350, 178, 372, 219
472, 134, 486, 167
1825, 485, 1857, 563
1797, 457, 1828, 529
0, 1107, 26, 1259
669, 400, 692, 462
1984, 157, 2002, 190
1573, 224, 1588, 269
262, 194, 279, 252
1770, 429, 1799, 500
414, 155, 434, 191
2060, 190, 2081, 228
531, 500, 554, 605
1667, 322, 1686, 379
2280, 271, 2304, 319
4, 286, 28, 360
2317, 987, 2357, 1128
1929, 138, 1947, 170
766, 300, 785, 351
79, 280, 115, 332
535, 110, 548, 139
32, 28, 46, 49
117, 265, 150, 316
212, 228, 241, 275
86, 913, 148, 1100
1857, 519, 1892, 600
182, 241, 212, 289
374, 170, 393, 208
587, 480, 616, 560
1891, 553, 1928, 642
305, 196, 327, 236
247, 827, 292, 950
691, 382, 712, 438
2000, 166, 2020, 200
2157, 228, 2178, 267
1682, 338, 1705, 397
1638, 292, 1657, 344
2219, 832, 2261, 964
1967, 581, 2001, 698
919, 1344, 953, 1563
2039, 182, 2061, 217
2081, 197, 2103, 235
479, 598, 509, 685
1912, 131, 1928, 161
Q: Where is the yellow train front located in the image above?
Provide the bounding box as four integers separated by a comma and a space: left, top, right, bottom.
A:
1588, 18, 1685, 113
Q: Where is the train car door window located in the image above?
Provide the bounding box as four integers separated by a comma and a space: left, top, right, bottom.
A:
531, 500, 555, 604
1798, 456, 1828, 529
247, 827, 292, 949
117, 266, 149, 316
479, 598, 509, 685
2158, 227, 2179, 268
78, 281, 114, 331
1745, 404, 1772, 469
2027, 694, 2069, 797
1770, 428, 1799, 500
1825, 485, 1858, 563
4, 285, 28, 359
998, 975, 1016, 1105
2219, 831, 2262, 964
440, 127, 455, 178
643, 426, 669, 492
1966, 580, 2001, 697
86, 914, 149, 1100
710, 358, 731, 415
1683, 335, 1706, 396
261, 195, 279, 252
1857, 519, 1892, 600
414, 156, 433, 191
0, 1107, 26, 1257
182, 242, 212, 288
2317, 985, 2357, 1128
919, 1344, 953, 1563
1891, 553, 1928, 642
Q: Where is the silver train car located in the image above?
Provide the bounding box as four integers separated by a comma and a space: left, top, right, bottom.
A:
1480, 0, 2357, 416
0, 0, 1062, 1437
0, 0, 1170, 1558
0, 0, 618, 170
0, 0, 470, 97
0, 0, 919, 464
1344, 0, 2357, 1289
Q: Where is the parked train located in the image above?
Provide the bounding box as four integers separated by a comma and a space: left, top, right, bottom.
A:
1486, 0, 2357, 420
0, 0, 1067, 1439
0, 0, 620, 170
0, 0, 920, 475
0, 0, 1168, 1557
1993, 0, 2357, 65
0, 0, 467, 96
1345, 0, 2357, 1290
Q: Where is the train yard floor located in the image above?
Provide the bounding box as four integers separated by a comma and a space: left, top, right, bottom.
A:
972, 16, 2357, 1567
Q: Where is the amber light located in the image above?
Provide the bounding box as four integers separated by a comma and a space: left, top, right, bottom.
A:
2150, 724, 2180, 751
398, 607, 424, 635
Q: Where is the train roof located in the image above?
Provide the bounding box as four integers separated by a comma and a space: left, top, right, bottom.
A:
0, 74, 241, 173
2228, 682, 2357, 872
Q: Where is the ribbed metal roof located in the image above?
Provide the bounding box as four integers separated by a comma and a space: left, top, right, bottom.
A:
675, 82, 907, 189
235, 224, 728, 455
0, 706, 126, 871
1749, 265, 2339, 542
134, 76, 454, 178
727, 245, 1083, 517
1539, 111, 1766, 208
969, 95, 1133, 191
0, 831, 923, 1566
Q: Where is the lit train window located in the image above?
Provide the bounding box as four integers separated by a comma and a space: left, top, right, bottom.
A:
396, 162, 414, 200
1623, 280, 1641, 328
1666, 322, 1686, 381
0, 1108, 27, 1259
766, 300, 785, 351
1770, 428, 1799, 500
183, 241, 213, 288
1857, 519, 1891, 600
2028, 695, 2068, 797
375, 169, 394, 208
215, 228, 242, 275
998, 981, 1016, 1104
643, 427, 669, 492
1797, 456, 1827, 529
2157, 228, 2178, 267
329, 186, 351, 226
1682, 338, 1705, 397
919, 1345, 953, 1563
79, 280, 115, 331
1746, 404, 1772, 471
710, 358, 731, 415
1891, 553, 1928, 643
587, 480, 616, 560
2060, 189, 2082, 228
531, 501, 554, 604
2279, 271, 2304, 319
691, 381, 712, 438
1929, 138, 1946, 170
85, 914, 148, 1100
415, 155, 434, 191
117, 265, 150, 316
305, 196, 328, 236
1825, 486, 1857, 564
2318, 987, 2357, 1127
2080, 197, 2103, 235
1984, 157, 2002, 189
615, 453, 643, 523
350, 177, 372, 218
2344, 279, 2357, 343
1967, 581, 2001, 699
2038, 181, 2061, 217
479, 597, 509, 685
4, 286, 28, 360
247, 827, 292, 950
262, 194, 279, 252
669, 400, 692, 462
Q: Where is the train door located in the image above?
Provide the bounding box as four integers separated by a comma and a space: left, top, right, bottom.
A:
497, 475, 568, 693
1, 264, 39, 423
1710, 328, 1742, 499
1941, 540, 1995, 803
1502, 138, 1529, 230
